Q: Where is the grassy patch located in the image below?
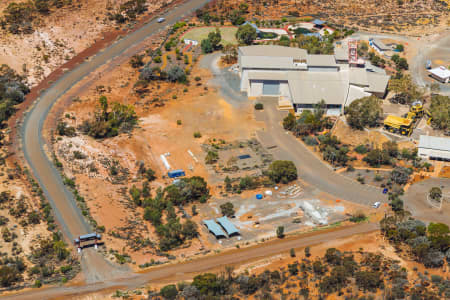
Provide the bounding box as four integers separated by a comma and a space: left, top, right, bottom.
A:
183, 27, 238, 45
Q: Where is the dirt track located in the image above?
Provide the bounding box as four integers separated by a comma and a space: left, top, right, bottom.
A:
2, 223, 378, 300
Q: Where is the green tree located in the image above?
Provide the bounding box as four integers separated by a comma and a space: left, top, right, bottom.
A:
429, 94, 449, 131
429, 187, 442, 202
268, 160, 298, 184
427, 223, 450, 252
167, 66, 187, 83
276, 226, 284, 238
388, 75, 423, 104
192, 273, 219, 295
346, 96, 383, 129
236, 24, 257, 45
160, 284, 178, 299
283, 113, 296, 130
201, 38, 213, 54
220, 202, 235, 217
208, 28, 222, 50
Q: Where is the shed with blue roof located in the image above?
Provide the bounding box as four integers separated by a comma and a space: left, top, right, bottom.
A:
203, 219, 226, 238
217, 216, 240, 236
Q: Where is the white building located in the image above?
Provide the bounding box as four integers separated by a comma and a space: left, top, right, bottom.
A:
418, 135, 450, 161
238, 45, 390, 115
428, 66, 450, 83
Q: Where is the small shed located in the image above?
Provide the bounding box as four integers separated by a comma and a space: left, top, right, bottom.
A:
203, 219, 226, 238
217, 216, 240, 236
312, 19, 325, 28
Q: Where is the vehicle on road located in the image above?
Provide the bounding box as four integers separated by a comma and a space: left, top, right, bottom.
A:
157, 17, 165, 23
426, 60, 432, 69
372, 202, 381, 209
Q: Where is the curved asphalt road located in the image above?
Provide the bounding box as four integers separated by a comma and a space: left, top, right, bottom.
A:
21, 0, 210, 283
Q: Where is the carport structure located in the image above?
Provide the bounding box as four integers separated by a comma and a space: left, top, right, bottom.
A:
203, 219, 226, 238
217, 216, 240, 236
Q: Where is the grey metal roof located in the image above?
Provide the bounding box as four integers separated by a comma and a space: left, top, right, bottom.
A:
349, 68, 369, 87
289, 72, 347, 105
247, 71, 289, 81
241, 56, 296, 69
334, 47, 348, 61
216, 216, 240, 235
307, 55, 337, 67
372, 39, 390, 51
239, 45, 307, 60
203, 220, 226, 237
419, 135, 450, 151
365, 72, 390, 94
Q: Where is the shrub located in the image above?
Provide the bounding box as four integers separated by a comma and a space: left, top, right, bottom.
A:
193, 132, 202, 138
220, 202, 235, 217
346, 96, 383, 129
160, 284, 178, 300
168, 66, 187, 83
268, 160, 298, 184
276, 226, 284, 238
354, 144, 368, 154
254, 103, 264, 110
303, 136, 318, 146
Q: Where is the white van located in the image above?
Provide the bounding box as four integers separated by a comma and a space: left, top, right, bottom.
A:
157, 17, 165, 23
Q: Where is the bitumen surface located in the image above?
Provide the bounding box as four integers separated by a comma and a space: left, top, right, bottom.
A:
21, 0, 211, 284
255, 99, 388, 206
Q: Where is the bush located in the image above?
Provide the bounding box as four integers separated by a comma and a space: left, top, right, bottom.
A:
268, 160, 298, 184
276, 226, 284, 238
220, 202, 235, 217
236, 24, 257, 45
193, 131, 202, 138
349, 211, 366, 223
254, 103, 264, 110
160, 284, 178, 299
168, 66, 187, 83
303, 136, 318, 146
390, 167, 412, 185
354, 144, 368, 154
346, 96, 383, 129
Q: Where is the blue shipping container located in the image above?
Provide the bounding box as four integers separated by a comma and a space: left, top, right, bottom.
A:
168, 169, 185, 178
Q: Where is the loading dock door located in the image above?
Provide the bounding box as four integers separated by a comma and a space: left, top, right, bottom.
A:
262, 80, 280, 95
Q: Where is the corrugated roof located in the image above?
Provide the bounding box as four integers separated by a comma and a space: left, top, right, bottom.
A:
334, 47, 348, 61
241, 56, 295, 69
365, 72, 390, 94
217, 216, 240, 235
345, 85, 371, 106
372, 39, 390, 51
428, 66, 450, 79
349, 68, 369, 87
419, 135, 450, 151
289, 72, 346, 105
247, 71, 289, 80
239, 45, 307, 60
307, 55, 337, 67
203, 220, 226, 237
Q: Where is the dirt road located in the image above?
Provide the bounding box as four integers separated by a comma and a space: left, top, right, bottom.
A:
3, 223, 378, 300
21, 0, 211, 283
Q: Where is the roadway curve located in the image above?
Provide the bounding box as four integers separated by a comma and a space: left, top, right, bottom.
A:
20, 0, 211, 283
255, 99, 388, 206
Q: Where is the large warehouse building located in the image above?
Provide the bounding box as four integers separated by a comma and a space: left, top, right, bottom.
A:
238, 45, 390, 115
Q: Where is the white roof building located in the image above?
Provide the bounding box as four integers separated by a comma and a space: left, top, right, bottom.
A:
238, 45, 390, 115
428, 66, 450, 83
418, 135, 450, 161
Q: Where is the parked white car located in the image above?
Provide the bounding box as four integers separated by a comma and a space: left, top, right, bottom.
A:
157, 17, 165, 23
372, 202, 381, 209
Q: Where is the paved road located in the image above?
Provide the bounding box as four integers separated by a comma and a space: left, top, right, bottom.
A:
404, 177, 450, 225
3, 223, 378, 300
21, 0, 210, 283
256, 99, 388, 206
